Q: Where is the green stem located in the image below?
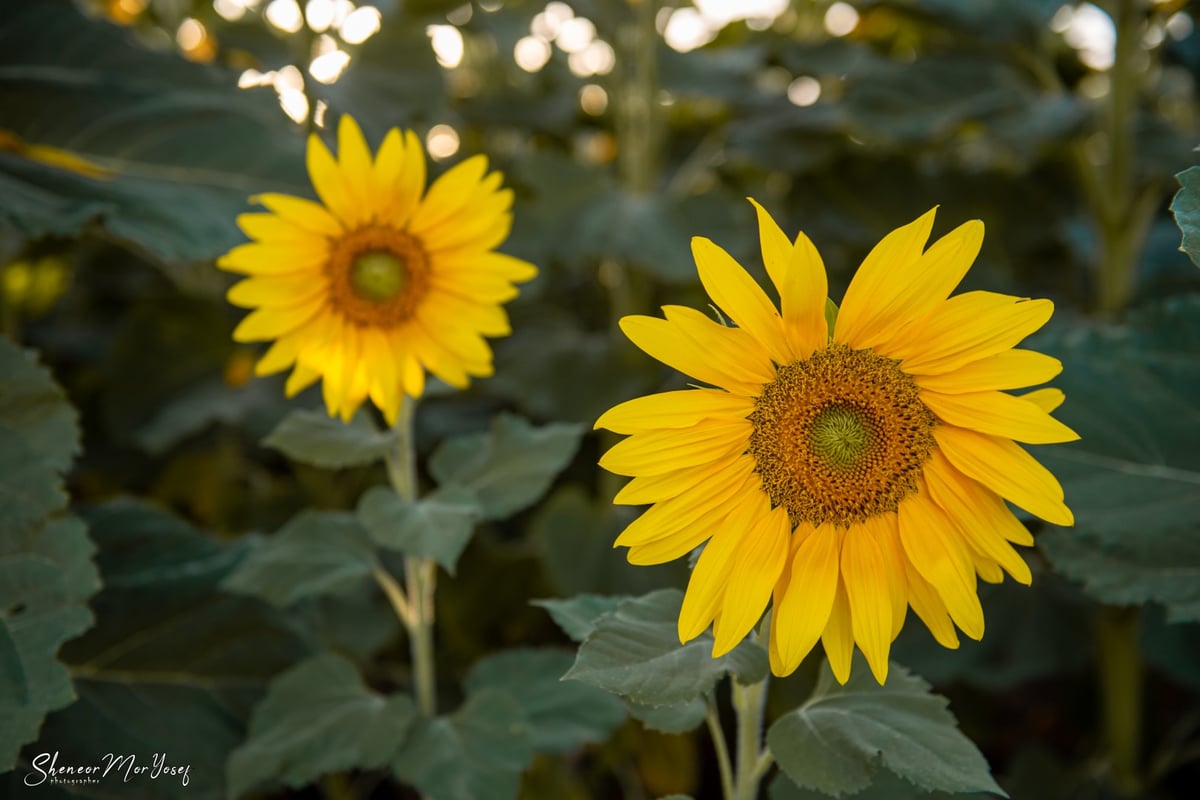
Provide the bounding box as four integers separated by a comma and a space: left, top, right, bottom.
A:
732, 676, 770, 800
384, 396, 438, 717
1095, 0, 1141, 316
705, 697, 736, 800
1099, 605, 1143, 795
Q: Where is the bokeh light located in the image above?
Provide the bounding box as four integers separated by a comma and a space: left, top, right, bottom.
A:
265, 0, 304, 33
426, 124, 460, 160
824, 2, 859, 37
787, 75, 821, 106
428, 25, 465, 69
339, 6, 381, 44
514, 36, 552, 73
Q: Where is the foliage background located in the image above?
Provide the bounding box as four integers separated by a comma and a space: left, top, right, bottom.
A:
2, 0, 1200, 797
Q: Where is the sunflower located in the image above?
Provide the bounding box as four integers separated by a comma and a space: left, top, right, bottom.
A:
595, 201, 1077, 685
218, 115, 536, 425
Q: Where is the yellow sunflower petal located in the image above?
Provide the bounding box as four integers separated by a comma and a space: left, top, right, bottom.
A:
595, 389, 754, 434
306, 131, 360, 228
678, 510, 746, 642
284, 363, 320, 397
873, 512, 910, 639
846, 219, 984, 352
662, 305, 778, 384
626, 513, 722, 565
336, 115, 373, 211
217, 241, 329, 276
897, 484, 985, 640
712, 503, 789, 657
363, 327, 401, 426
921, 389, 1080, 444
236, 212, 316, 244
232, 298, 323, 342
619, 314, 769, 395
613, 454, 748, 505
226, 273, 329, 309
410, 154, 490, 234
935, 424, 1074, 526
613, 462, 758, 547
841, 517, 894, 684
748, 198, 828, 359
973, 555, 1004, 584
251, 193, 343, 237
691, 236, 788, 363
600, 422, 751, 477
255, 335, 300, 376
889, 292, 1054, 374
821, 579, 855, 685
770, 523, 840, 676
915, 350, 1062, 393
1020, 387, 1065, 413
833, 207, 937, 346
902, 558, 960, 649
924, 450, 1033, 584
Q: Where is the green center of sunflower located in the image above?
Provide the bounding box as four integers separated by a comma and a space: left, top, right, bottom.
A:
747, 343, 938, 528
350, 251, 408, 303
809, 405, 872, 470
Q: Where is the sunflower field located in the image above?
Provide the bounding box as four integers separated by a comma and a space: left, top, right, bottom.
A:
3, 0, 1200, 798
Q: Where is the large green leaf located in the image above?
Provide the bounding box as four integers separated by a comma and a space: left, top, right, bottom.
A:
357, 485, 479, 573
534, 593, 633, 642
429, 413, 583, 521
392, 689, 534, 800
625, 697, 707, 734
770, 769, 995, 800
34, 500, 310, 799
0, 338, 93, 771
563, 589, 768, 707
262, 409, 399, 470
766, 657, 1004, 798
222, 510, 380, 607
227, 653, 417, 798
529, 486, 685, 596
1172, 165, 1200, 269
0, 0, 306, 263
1036, 297, 1200, 621
464, 647, 626, 754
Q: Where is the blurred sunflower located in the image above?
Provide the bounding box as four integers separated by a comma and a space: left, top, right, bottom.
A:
219, 115, 535, 425
596, 201, 1077, 685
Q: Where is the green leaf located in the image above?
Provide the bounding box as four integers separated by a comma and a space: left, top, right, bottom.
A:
40, 500, 310, 799
464, 647, 626, 753
222, 510, 380, 607
1171, 164, 1200, 268
529, 486, 686, 596
1035, 297, 1200, 621
357, 485, 479, 573
770, 768, 996, 799
262, 409, 398, 469
429, 413, 584, 521
625, 697, 707, 734
0, 0, 306, 263
533, 593, 632, 642
228, 653, 418, 798
392, 689, 534, 800
563, 589, 769, 707
0, 338, 92, 771
766, 656, 1004, 798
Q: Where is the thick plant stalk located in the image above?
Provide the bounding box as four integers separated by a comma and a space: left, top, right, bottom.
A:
380, 395, 438, 717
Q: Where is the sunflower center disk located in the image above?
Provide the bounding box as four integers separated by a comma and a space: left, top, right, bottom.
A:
748, 343, 937, 528
809, 405, 872, 470
350, 251, 408, 302
326, 226, 430, 328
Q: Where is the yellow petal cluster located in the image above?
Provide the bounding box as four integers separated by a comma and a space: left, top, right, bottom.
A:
218, 116, 536, 424
597, 201, 1077, 684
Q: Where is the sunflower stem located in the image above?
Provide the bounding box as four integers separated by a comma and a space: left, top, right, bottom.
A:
384, 395, 438, 717
705, 697, 736, 800
1098, 604, 1143, 795
731, 675, 770, 800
